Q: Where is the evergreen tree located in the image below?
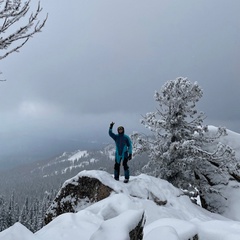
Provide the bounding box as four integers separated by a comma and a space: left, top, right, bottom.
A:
7, 193, 17, 226
132, 77, 240, 213
19, 197, 31, 230
0, 198, 7, 231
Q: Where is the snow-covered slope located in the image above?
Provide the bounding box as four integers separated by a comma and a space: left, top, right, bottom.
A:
218, 127, 240, 160
31, 149, 110, 177
1, 170, 240, 240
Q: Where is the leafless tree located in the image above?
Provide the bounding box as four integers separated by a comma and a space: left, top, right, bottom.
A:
0, 0, 47, 61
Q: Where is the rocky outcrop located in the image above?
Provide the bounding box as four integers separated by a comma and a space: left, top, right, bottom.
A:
44, 175, 114, 224
44, 170, 172, 226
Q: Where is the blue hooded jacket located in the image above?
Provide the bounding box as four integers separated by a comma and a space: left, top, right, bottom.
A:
109, 128, 132, 163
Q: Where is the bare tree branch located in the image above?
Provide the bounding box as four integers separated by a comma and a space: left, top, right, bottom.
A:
0, 0, 47, 60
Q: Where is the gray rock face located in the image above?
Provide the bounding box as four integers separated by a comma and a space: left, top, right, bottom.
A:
129, 213, 145, 240
44, 176, 113, 224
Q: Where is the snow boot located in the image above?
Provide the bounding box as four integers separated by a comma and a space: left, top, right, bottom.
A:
124, 179, 129, 183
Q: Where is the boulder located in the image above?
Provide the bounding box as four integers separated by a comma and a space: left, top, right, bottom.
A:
44, 175, 113, 224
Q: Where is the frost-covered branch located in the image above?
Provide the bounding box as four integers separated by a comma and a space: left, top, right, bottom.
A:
0, 0, 47, 60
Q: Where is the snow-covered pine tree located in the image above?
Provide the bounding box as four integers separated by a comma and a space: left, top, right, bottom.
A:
18, 197, 31, 230
132, 77, 240, 213
0, 196, 8, 231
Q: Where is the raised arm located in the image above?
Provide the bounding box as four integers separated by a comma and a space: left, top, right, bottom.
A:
109, 122, 117, 140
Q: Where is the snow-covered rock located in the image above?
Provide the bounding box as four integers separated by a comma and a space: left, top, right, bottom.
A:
44, 171, 114, 224
44, 170, 169, 225
1, 170, 240, 240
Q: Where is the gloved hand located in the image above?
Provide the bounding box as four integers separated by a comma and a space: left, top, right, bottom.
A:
110, 122, 115, 129
128, 153, 132, 160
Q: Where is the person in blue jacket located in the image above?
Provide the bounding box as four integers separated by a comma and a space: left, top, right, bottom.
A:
109, 122, 132, 183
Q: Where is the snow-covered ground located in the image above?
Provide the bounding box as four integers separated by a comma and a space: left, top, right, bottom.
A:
1, 170, 240, 240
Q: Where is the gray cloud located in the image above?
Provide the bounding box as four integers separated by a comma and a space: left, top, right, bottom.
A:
0, 0, 239, 164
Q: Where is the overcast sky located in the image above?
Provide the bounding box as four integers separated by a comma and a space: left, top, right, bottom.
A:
0, 0, 239, 163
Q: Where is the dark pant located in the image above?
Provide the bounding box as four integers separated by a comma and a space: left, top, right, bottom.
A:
114, 158, 129, 180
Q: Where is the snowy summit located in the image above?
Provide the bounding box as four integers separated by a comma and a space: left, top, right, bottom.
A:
1, 170, 240, 240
